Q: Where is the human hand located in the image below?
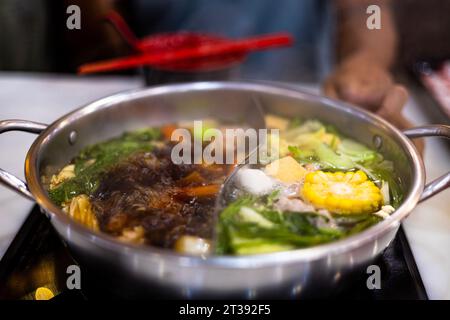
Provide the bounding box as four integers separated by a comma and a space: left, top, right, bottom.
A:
323, 53, 424, 154
324, 52, 393, 112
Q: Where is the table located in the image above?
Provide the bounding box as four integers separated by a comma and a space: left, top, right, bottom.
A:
0, 72, 449, 299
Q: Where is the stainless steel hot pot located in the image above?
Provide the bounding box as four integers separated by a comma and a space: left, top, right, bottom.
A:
1, 82, 449, 298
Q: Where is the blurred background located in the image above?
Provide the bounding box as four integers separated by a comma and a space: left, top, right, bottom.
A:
0, 0, 448, 75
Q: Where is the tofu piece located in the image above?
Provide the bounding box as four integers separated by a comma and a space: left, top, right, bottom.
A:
265, 156, 307, 183
265, 114, 289, 130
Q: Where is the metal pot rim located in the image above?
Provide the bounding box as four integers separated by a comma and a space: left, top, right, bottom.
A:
24, 81, 425, 268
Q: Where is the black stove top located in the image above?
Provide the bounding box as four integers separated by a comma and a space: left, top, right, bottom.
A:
0, 205, 428, 300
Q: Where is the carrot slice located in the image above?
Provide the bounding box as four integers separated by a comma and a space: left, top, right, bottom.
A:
179, 184, 220, 197
178, 171, 205, 186
161, 124, 178, 140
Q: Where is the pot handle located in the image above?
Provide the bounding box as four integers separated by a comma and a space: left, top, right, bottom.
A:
0, 120, 47, 201
403, 124, 450, 202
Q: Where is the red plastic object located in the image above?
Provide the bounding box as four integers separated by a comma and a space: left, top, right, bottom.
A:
136, 33, 248, 71
79, 33, 293, 74
105, 10, 247, 72
79, 11, 293, 74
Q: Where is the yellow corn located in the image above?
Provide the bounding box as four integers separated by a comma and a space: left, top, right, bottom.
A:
35, 287, 55, 300
68, 195, 99, 231
301, 170, 382, 214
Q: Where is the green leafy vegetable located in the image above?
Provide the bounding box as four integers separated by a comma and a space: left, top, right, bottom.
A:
337, 139, 379, 163
313, 143, 355, 170
347, 216, 382, 235
289, 143, 356, 170
215, 196, 255, 254
288, 145, 317, 164
266, 189, 281, 207
358, 160, 403, 208
216, 196, 349, 255
48, 128, 161, 205
286, 119, 324, 135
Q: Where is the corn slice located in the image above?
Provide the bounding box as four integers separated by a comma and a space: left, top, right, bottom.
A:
68, 195, 99, 231
301, 170, 382, 214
